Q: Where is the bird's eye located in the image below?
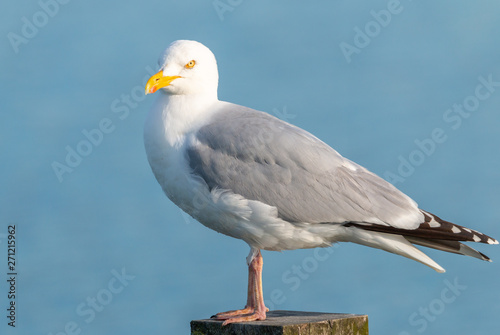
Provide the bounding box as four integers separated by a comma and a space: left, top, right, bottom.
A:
185, 60, 196, 69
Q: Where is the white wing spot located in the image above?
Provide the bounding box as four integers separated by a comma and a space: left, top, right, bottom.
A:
463, 228, 471, 233
428, 219, 441, 228
487, 238, 499, 245
451, 226, 461, 234
473, 234, 481, 242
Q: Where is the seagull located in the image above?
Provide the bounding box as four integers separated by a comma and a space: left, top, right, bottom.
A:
143, 40, 498, 325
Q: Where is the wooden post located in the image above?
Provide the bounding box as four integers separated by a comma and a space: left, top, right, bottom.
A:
191, 310, 368, 335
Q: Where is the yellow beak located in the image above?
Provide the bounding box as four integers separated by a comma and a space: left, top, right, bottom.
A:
145, 70, 181, 95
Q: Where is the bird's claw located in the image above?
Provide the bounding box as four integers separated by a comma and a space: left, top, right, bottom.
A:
211, 306, 267, 325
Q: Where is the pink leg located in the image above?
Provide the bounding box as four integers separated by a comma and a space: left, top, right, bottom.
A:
211, 250, 268, 325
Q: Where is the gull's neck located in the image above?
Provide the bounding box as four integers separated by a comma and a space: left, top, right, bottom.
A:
149, 92, 219, 147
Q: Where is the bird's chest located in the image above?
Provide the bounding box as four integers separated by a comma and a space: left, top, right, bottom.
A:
145, 133, 189, 199
144, 126, 208, 221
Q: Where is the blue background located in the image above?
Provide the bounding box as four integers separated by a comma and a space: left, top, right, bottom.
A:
1, 1, 499, 334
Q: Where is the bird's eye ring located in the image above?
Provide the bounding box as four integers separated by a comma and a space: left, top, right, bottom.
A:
185, 60, 196, 69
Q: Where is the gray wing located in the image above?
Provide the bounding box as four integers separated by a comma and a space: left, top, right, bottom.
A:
186, 102, 423, 229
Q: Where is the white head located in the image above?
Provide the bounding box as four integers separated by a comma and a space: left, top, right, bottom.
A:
145, 40, 218, 98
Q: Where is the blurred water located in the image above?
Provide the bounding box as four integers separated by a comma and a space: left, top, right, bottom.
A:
1, 1, 499, 334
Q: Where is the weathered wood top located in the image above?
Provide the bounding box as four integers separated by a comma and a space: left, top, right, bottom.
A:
191, 310, 368, 335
